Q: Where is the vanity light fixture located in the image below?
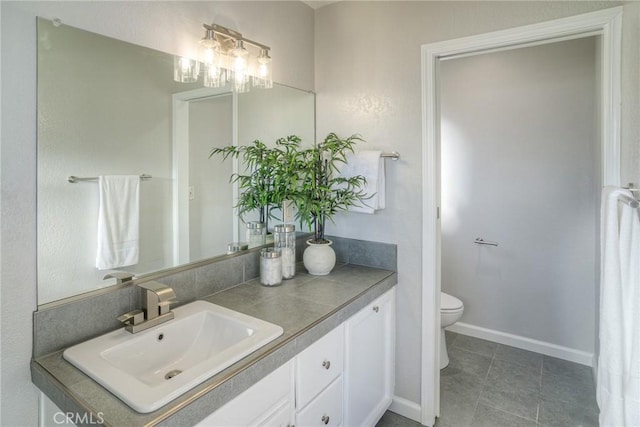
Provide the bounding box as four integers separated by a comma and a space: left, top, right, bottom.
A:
174, 23, 273, 92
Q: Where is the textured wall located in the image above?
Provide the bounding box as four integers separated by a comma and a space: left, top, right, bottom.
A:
0, 2, 314, 425
315, 0, 637, 408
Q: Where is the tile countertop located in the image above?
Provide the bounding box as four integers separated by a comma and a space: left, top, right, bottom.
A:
32, 263, 397, 427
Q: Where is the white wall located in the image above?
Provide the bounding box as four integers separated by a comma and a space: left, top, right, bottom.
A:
440, 37, 598, 354
238, 84, 316, 146
315, 0, 639, 409
0, 2, 314, 425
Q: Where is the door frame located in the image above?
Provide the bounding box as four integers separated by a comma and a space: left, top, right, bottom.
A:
420, 7, 622, 425
172, 87, 239, 265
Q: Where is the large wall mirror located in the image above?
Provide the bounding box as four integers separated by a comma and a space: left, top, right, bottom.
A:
37, 18, 315, 305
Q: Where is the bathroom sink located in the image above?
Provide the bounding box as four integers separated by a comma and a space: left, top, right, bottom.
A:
63, 300, 284, 413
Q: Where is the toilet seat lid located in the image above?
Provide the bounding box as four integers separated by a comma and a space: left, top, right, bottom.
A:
441, 292, 463, 311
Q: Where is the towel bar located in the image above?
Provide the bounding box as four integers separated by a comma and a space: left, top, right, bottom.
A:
68, 174, 152, 183
620, 195, 639, 209
474, 238, 498, 247
381, 152, 400, 160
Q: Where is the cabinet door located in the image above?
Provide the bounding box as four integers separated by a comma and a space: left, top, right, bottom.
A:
257, 399, 294, 427
344, 288, 396, 427
196, 360, 293, 427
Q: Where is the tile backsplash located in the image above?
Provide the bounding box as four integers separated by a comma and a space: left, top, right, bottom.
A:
33, 236, 396, 358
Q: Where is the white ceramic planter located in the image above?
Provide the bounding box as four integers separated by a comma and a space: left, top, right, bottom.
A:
302, 239, 336, 275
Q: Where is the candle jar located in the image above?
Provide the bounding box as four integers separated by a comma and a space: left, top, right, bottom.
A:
260, 248, 282, 286
273, 224, 296, 279
246, 221, 266, 247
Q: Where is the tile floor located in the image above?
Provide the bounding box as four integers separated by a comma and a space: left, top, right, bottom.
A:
376, 331, 599, 427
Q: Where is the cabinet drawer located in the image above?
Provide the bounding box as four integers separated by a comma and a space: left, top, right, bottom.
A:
296, 324, 344, 408
296, 376, 343, 427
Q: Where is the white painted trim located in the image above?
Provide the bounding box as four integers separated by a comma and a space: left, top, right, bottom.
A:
420, 34, 440, 427
447, 323, 595, 367
388, 395, 422, 424
231, 91, 240, 242
421, 6, 622, 426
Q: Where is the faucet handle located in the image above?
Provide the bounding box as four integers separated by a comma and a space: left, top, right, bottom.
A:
158, 299, 179, 315
117, 309, 144, 326
103, 271, 135, 284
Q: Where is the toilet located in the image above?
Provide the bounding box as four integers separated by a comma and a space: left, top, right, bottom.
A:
440, 292, 464, 369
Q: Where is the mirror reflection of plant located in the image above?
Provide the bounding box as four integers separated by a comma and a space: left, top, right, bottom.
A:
209, 133, 370, 242
293, 133, 370, 244
208, 136, 302, 229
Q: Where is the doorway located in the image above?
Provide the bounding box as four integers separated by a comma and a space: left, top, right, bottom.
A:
436, 35, 600, 427
420, 7, 622, 426
440, 36, 599, 361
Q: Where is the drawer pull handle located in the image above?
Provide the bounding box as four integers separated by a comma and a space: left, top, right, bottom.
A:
373, 306, 380, 313
322, 415, 330, 425
322, 360, 331, 370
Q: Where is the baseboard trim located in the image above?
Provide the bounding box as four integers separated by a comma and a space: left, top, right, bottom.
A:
447, 322, 595, 367
388, 395, 421, 423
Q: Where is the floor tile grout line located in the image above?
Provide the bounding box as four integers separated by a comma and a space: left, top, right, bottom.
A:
475, 342, 545, 425
436, 334, 598, 427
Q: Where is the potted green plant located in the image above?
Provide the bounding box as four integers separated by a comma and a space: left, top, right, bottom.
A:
210, 133, 370, 275
293, 132, 370, 275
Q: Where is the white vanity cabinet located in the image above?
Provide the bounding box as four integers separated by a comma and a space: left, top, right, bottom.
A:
196, 360, 295, 427
196, 287, 395, 427
344, 288, 396, 427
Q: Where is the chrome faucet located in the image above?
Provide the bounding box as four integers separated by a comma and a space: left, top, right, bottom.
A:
118, 281, 178, 333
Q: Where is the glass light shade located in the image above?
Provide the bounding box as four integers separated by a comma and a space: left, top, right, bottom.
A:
173, 56, 200, 83
253, 49, 272, 89
199, 32, 221, 67
231, 40, 251, 93
204, 64, 226, 88
233, 70, 251, 93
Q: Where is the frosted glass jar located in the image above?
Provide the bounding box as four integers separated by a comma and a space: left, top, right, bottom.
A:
273, 224, 296, 279
260, 248, 282, 286
246, 221, 266, 247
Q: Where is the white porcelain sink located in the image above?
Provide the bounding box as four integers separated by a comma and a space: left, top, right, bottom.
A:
63, 300, 283, 413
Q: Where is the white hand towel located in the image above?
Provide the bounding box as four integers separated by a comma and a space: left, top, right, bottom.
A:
96, 175, 140, 270
597, 186, 640, 427
338, 150, 385, 214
